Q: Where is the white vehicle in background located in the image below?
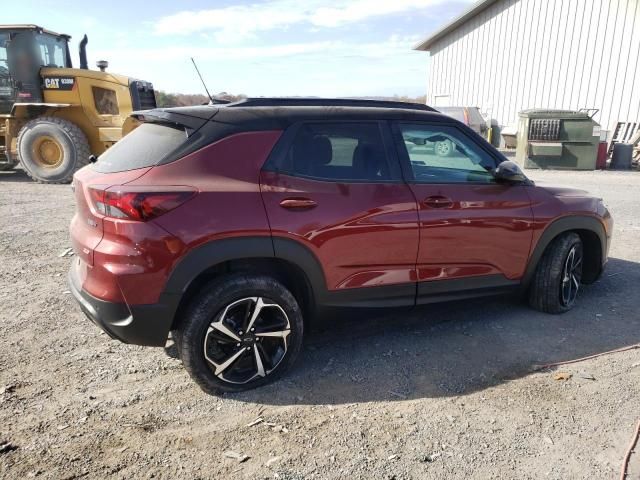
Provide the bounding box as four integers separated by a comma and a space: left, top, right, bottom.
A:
437, 106, 488, 137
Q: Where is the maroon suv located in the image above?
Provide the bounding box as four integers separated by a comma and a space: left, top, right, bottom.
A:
68, 98, 612, 393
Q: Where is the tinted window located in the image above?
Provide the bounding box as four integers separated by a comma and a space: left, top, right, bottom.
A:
93, 123, 188, 173
397, 123, 496, 184
92, 87, 119, 115
0, 34, 10, 113
279, 123, 391, 181
0, 33, 8, 74
34, 34, 67, 68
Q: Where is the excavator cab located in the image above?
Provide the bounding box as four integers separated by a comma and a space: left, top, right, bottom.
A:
0, 26, 73, 113
0, 24, 155, 183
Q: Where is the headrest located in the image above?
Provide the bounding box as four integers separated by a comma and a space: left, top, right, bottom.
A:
309, 135, 332, 166
353, 141, 388, 179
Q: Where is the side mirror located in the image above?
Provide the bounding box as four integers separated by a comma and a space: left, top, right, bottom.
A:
493, 160, 529, 184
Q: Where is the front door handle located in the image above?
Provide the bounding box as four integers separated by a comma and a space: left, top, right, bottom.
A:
279, 198, 317, 210
423, 195, 453, 208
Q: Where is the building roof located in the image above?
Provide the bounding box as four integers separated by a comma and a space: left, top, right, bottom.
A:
413, 0, 499, 51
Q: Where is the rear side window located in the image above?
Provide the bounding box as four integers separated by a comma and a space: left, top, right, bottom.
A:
274, 122, 391, 182
93, 123, 188, 173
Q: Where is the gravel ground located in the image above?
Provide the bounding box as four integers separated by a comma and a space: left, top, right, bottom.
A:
0, 167, 639, 480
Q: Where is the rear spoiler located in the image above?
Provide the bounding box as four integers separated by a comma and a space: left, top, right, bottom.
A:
130, 108, 219, 132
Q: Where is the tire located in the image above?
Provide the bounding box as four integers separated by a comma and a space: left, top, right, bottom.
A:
176, 274, 304, 395
17, 116, 91, 184
434, 139, 455, 157
528, 232, 584, 314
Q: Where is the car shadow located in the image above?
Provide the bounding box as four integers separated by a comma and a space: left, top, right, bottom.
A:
0, 168, 33, 183
226, 257, 640, 405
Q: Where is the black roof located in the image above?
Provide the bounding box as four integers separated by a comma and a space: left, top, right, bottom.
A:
133, 98, 471, 167
226, 97, 436, 111
141, 98, 443, 126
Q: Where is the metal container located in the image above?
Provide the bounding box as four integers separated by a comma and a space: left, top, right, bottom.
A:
596, 141, 608, 169
515, 109, 601, 170
610, 143, 633, 170
501, 125, 518, 149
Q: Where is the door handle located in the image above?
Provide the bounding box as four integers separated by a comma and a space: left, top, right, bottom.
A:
423, 196, 453, 208
279, 198, 317, 210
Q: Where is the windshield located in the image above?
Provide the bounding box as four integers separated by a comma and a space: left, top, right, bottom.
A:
0, 33, 8, 75
0, 33, 11, 113
34, 33, 68, 68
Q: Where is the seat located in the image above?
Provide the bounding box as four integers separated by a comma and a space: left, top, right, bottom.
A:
353, 141, 389, 180
292, 134, 333, 177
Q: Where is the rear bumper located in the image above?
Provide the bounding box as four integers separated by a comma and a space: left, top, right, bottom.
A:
68, 265, 175, 347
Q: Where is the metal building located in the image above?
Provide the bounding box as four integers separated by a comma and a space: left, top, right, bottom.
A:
415, 0, 640, 141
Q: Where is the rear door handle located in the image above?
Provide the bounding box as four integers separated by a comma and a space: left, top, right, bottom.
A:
279, 198, 317, 210
423, 196, 453, 208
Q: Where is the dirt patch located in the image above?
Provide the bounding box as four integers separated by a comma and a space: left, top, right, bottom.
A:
1, 168, 639, 479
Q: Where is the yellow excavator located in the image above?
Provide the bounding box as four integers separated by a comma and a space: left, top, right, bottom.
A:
0, 24, 155, 183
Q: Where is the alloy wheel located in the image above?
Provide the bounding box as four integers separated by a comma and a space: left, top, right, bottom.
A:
203, 297, 291, 384
560, 244, 583, 307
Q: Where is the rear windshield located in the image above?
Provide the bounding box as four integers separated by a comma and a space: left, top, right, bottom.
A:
93, 123, 188, 173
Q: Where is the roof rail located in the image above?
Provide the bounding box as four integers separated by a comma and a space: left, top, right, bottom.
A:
227, 97, 436, 111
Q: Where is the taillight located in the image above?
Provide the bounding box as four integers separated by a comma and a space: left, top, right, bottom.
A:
88, 186, 196, 221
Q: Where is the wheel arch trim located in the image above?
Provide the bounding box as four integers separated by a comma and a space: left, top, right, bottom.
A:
162, 235, 328, 302
522, 215, 607, 288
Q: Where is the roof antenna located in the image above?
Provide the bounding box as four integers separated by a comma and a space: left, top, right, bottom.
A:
190, 57, 214, 104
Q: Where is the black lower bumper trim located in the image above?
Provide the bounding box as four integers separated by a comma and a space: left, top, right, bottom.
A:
68, 269, 175, 347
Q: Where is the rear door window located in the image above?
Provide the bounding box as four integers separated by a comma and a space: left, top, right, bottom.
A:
271, 122, 394, 182
93, 123, 188, 173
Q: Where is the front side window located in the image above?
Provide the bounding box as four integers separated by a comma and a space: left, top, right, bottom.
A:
397, 123, 497, 184
277, 122, 391, 182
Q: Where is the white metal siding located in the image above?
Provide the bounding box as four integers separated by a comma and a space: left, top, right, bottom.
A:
426, 0, 640, 136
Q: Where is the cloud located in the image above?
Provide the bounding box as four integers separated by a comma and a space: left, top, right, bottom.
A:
91, 34, 428, 95
310, 0, 450, 27
154, 2, 306, 43
94, 34, 423, 64
95, 41, 338, 63
153, 0, 469, 39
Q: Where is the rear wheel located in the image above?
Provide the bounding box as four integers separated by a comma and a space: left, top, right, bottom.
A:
528, 232, 583, 313
17, 116, 91, 184
176, 274, 304, 394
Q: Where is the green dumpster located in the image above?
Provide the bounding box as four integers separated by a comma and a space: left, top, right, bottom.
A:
515, 109, 601, 170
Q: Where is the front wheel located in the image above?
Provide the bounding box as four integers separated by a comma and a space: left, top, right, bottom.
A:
176, 274, 304, 394
17, 116, 91, 184
528, 232, 584, 313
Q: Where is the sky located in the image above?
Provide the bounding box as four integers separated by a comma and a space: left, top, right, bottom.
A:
6, 0, 475, 97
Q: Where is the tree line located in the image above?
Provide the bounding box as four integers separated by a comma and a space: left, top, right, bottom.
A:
154, 91, 426, 108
